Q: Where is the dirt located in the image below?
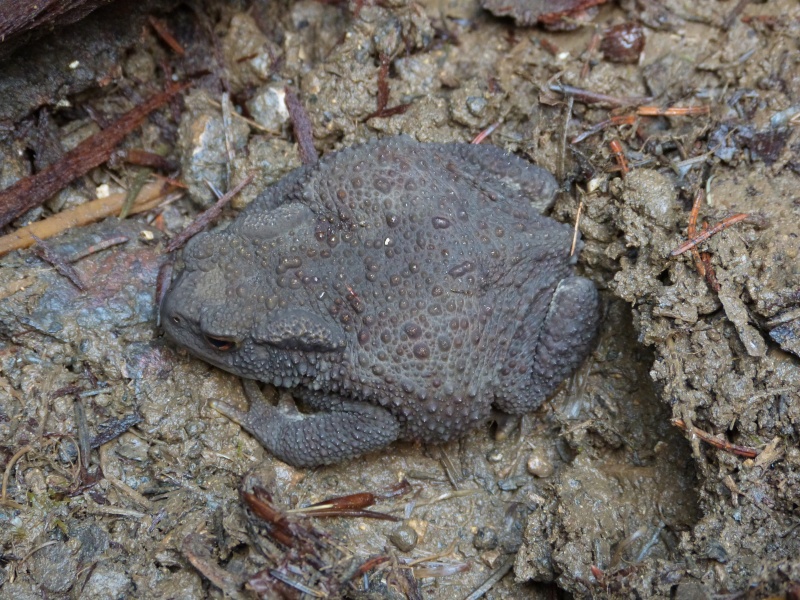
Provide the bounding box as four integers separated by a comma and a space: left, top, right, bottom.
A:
0, 0, 798, 598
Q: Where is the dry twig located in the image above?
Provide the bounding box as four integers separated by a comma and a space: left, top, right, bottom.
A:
671, 418, 758, 458
0, 83, 187, 229
0, 180, 177, 257
165, 174, 254, 253
670, 213, 749, 256
284, 87, 318, 165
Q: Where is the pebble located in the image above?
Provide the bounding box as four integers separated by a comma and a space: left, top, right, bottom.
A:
28, 541, 77, 593
526, 451, 554, 478
473, 526, 498, 550
389, 523, 419, 552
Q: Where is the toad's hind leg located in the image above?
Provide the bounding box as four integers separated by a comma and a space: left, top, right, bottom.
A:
494, 276, 599, 414
213, 380, 400, 467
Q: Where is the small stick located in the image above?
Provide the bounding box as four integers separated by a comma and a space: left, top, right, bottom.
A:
89, 413, 143, 448
687, 191, 701, 235
165, 174, 254, 253
18, 541, 58, 566
437, 446, 463, 490
287, 507, 400, 521
1, 445, 32, 509
376, 53, 390, 115
572, 106, 707, 145
284, 87, 318, 165
687, 190, 707, 278
99, 445, 153, 509
609, 139, 629, 177
268, 569, 326, 598
740, 14, 779, 25
30, 234, 86, 291
121, 148, 179, 173
148, 16, 185, 55
549, 84, 652, 107
590, 565, 605, 584
572, 114, 636, 144
557, 93, 574, 182
671, 418, 758, 458
206, 98, 279, 134
636, 105, 710, 117
123, 149, 178, 171
464, 555, 515, 600
580, 31, 601, 80
367, 104, 410, 119
73, 396, 91, 474
670, 213, 749, 256
470, 121, 501, 144
119, 168, 151, 219
539, 38, 560, 56
221, 92, 235, 189
85, 506, 147, 519
365, 55, 412, 121
570, 200, 583, 257
723, 0, 751, 30
686, 190, 721, 291
305, 492, 376, 510
69, 236, 130, 263
404, 541, 459, 568
182, 534, 247, 600
700, 247, 720, 291
0, 180, 175, 257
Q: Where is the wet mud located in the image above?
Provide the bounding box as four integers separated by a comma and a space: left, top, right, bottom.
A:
0, 0, 798, 598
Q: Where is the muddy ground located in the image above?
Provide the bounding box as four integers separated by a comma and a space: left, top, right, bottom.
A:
0, 0, 798, 598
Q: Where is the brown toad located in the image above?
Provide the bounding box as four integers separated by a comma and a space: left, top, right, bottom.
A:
161, 136, 599, 467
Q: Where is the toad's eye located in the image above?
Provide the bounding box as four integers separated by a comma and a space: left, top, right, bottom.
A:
205, 336, 236, 351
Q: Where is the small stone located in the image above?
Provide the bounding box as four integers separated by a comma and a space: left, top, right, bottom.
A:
184, 419, 207, 437
222, 13, 280, 89
178, 90, 250, 208
466, 96, 487, 117
480, 549, 504, 568
498, 476, 526, 491
600, 23, 645, 64
389, 523, 419, 552
81, 564, 132, 600
526, 451, 554, 478
703, 541, 728, 563
28, 541, 77, 593
486, 450, 504, 463
115, 434, 150, 462
473, 527, 498, 550
407, 518, 428, 539
246, 85, 290, 133
71, 523, 110, 564
674, 580, 709, 600
373, 18, 402, 57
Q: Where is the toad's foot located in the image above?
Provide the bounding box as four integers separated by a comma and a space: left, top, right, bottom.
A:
212, 380, 400, 468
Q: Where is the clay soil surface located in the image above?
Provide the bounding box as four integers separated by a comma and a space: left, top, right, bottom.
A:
0, 0, 798, 598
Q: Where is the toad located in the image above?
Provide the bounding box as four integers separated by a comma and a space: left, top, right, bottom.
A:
161, 136, 599, 467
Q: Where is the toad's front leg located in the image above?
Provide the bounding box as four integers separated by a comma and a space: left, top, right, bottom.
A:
213, 380, 400, 467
